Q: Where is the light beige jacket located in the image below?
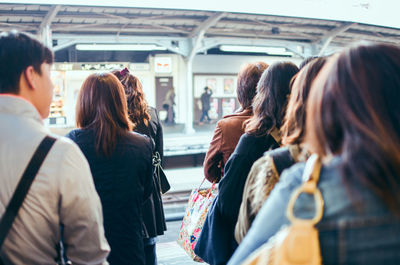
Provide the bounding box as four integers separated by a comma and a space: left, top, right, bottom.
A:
0, 95, 110, 265
235, 144, 308, 243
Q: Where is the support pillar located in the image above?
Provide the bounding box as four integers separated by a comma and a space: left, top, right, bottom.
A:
184, 57, 195, 134
40, 25, 52, 48
38, 5, 60, 49
182, 12, 225, 134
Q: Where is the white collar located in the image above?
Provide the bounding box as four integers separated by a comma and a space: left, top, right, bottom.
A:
0, 95, 43, 125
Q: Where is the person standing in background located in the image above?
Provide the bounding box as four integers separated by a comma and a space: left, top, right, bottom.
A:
113, 68, 167, 265
162, 86, 175, 124
199, 86, 212, 124
67, 73, 153, 265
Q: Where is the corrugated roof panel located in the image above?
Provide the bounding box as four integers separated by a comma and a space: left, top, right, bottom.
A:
0, 3, 398, 49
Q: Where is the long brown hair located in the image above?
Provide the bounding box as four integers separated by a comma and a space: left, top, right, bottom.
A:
245, 62, 299, 136
112, 69, 150, 127
76, 72, 133, 156
281, 57, 326, 145
306, 43, 400, 212
236, 62, 268, 110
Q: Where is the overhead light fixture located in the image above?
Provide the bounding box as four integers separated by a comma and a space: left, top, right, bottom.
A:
219, 45, 293, 56
75, 44, 167, 51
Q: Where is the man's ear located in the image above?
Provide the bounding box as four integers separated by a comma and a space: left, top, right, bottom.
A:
23, 65, 37, 91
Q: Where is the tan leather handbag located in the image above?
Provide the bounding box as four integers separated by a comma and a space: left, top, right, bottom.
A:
242, 154, 323, 265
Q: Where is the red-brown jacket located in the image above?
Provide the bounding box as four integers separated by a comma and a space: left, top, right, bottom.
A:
203, 109, 252, 182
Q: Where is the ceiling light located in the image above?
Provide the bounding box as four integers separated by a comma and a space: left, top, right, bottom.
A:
75, 44, 167, 51
219, 45, 293, 56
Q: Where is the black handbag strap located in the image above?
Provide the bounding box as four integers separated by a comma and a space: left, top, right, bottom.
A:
144, 120, 156, 150
269, 147, 296, 175
0, 136, 56, 253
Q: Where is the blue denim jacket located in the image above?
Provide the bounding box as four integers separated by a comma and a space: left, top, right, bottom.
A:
228, 157, 400, 265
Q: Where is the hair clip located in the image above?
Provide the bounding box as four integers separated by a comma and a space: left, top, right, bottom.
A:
120, 67, 130, 77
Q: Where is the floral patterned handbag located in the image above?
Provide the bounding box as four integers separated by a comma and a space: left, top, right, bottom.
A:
177, 178, 217, 262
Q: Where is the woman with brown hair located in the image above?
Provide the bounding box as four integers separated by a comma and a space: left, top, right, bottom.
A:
228, 43, 400, 265
113, 68, 166, 265
112, 68, 164, 163
66, 73, 153, 265
203, 62, 268, 183
195, 62, 298, 265
234, 57, 326, 243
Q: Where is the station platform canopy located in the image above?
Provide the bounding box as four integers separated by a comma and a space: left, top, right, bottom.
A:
0, 0, 399, 57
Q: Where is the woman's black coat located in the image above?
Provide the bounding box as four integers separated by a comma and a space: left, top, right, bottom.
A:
67, 128, 153, 265
134, 107, 167, 238
195, 133, 279, 265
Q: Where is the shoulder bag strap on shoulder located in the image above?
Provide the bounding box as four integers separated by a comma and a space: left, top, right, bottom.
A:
270, 127, 282, 147
144, 121, 156, 151
286, 154, 323, 224
0, 136, 56, 252
270, 148, 296, 176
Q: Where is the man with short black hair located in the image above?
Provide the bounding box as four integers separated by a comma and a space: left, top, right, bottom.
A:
0, 31, 110, 264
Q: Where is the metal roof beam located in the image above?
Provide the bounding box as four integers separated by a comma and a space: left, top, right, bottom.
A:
0, 22, 37, 31
53, 33, 187, 42
52, 33, 311, 57
38, 5, 61, 47
317, 22, 357, 56
189, 12, 226, 39
152, 39, 190, 57
52, 39, 77, 52
188, 12, 226, 61
39, 5, 60, 32
203, 37, 310, 50
52, 34, 190, 56
317, 22, 357, 41
89, 12, 195, 34
198, 37, 310, 58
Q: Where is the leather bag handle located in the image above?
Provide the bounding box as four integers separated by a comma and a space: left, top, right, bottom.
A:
286, 154, 324, 225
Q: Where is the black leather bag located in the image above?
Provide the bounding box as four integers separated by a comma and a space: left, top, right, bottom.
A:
146, 116, 171, 194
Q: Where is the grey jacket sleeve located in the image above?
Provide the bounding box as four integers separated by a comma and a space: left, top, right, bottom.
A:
58, 142, 110, 265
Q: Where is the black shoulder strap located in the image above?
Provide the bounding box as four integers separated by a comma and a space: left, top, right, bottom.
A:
0, 136, 56, 252
145, 122, 156, 152
269, 147, 296, 175
143, 110, 156, 148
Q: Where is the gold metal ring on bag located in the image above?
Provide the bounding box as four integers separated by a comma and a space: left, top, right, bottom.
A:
286, 154, 324, 225
286, 186, 324, 225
